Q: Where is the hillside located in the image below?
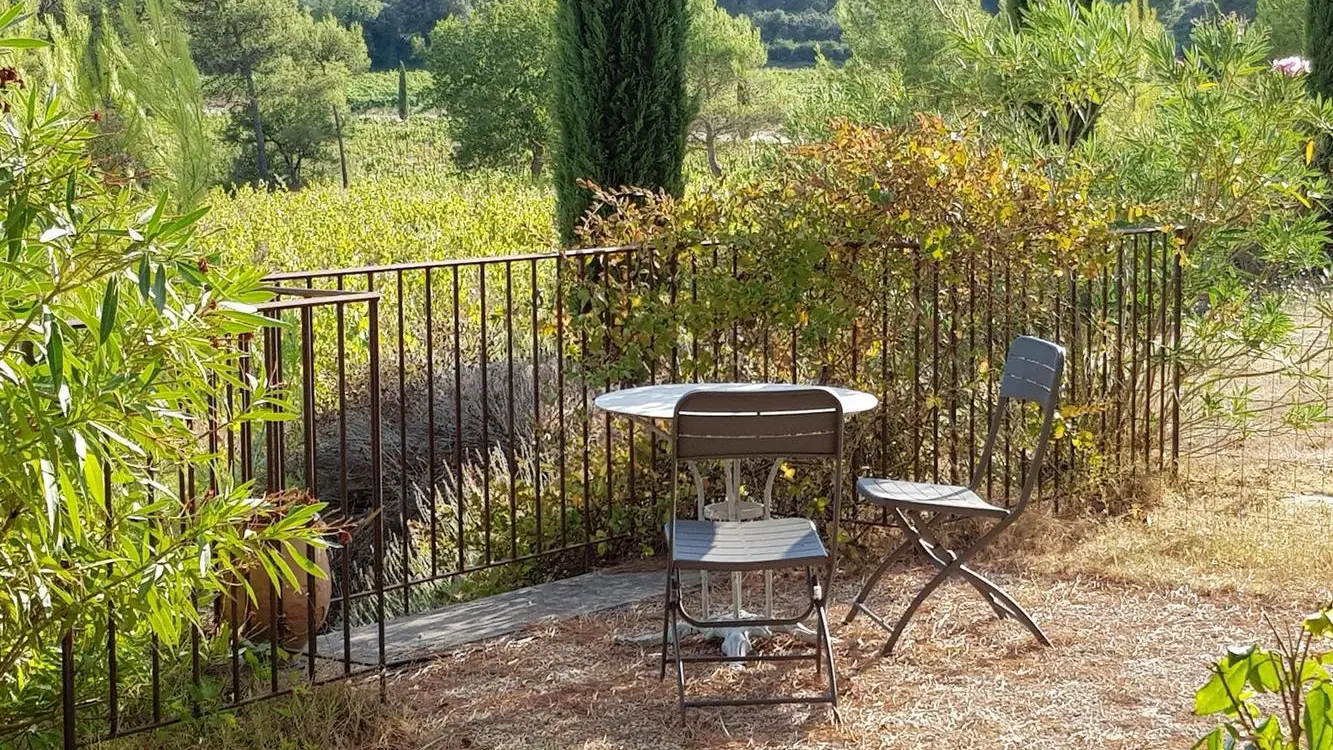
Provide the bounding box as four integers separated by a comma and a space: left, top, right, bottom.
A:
718, 0, 848, 65
719, 0, 1263, 69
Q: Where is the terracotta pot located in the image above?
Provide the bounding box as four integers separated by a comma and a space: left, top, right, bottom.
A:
222, 543, 333, 650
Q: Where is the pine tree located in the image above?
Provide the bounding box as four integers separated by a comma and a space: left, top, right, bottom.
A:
552, 0, 691, 244
41, 0, 213, 208
397, 61, 408, 120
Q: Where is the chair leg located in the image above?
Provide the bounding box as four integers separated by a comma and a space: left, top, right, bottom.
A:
900, 511, 1011, 623
815, 577, 839, 712
659, 569, 674, 680
809, 569, 822, 678
671, 600, 687, 724
897, 510, 1050, 647
842, 536, 916, 625
879, 562, 957, 656
951, 563, 1052, 647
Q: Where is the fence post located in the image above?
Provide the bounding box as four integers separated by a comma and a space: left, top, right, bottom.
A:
61, 572, 76, 750
1172, 228, 1185, 475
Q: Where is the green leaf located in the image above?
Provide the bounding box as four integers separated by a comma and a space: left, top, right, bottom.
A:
145, 191, 168, 236
1254, 716, 1282, 749
0, 4, 27, 30
1247, 650, 1281, 693
1306, 683, 1333, 750
43, 308, 63, 391
152, 264, 166, 312
89, 421, 144, 456
137, 255, 151, 299
1192, 727, 1227, 750
99, 277, 118, 343
282, 541, 328, 579
57, 460, 82, 542
159, 206, 210, 238
1196, 657, 1250, 715
1307, 610, 1333, 639
37, 458, 58, 533
0, 36, 50, 49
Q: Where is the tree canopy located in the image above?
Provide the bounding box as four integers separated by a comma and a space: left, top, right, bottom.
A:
553, 0, 691, 243
686, 0, 767, 175
425, 0, 555, 176
180, 0, 367, 187
840, 0, 985, 92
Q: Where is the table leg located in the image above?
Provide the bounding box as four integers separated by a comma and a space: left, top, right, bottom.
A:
725, 460, 743, 619
688, 462, 709, 619
762, 459, 783, 619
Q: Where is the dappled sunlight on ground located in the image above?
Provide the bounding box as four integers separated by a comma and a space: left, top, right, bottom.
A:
112, 499, 1330, 750
394, 542, 1323, 750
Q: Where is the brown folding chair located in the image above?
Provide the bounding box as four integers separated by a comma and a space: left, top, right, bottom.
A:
660, 388, 842, 721
845, 336, 1065, 655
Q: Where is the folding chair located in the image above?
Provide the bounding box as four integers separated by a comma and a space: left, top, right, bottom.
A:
844, 336, 1065, 656
660, 389, 842, 721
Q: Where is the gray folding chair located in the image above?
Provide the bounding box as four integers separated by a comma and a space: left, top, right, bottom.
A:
845, 336, 1064, 656
660, 389, 842, 720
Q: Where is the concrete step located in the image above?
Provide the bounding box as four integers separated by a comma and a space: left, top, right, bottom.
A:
312, 569, 670, 667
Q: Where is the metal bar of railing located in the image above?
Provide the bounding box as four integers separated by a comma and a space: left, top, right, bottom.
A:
61, 229, 1195, 748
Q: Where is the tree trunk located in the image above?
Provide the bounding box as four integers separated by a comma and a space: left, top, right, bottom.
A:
530, 141, 544, 178
333, 106, 350, 189
704, 122, 722, 178
397, 62, 409, 122
244, 69, 272, 189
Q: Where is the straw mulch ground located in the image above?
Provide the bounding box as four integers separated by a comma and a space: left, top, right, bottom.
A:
395, 549, 1325, 750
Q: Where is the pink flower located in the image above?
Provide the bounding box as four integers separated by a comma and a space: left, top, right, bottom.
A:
1272, 56, 1312, 77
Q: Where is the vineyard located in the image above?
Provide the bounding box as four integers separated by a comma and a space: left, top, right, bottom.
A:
197, 106, 814, 275
199, 121, 558, 272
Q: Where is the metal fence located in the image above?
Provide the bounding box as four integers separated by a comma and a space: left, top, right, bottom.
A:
1176, 282, 1333, 531
53, 227, 1185, 748
50, 286, 386, 748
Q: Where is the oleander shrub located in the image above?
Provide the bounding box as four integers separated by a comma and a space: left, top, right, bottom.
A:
0, 23, 327, 747
1193, 606, 1333, 750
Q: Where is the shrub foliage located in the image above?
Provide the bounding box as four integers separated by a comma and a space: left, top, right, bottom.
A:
0, 29, 326, 743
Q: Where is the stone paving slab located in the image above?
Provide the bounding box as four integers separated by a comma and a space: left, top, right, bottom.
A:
313, 570, 672, 667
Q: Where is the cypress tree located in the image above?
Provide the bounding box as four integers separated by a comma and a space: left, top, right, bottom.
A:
1313, 0, 1333, 102
397, 61, 408, 121
552, 0, 691, 244
1313, 0, 1333, 185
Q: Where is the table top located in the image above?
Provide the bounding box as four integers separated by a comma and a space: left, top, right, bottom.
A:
593, 382, 878, 421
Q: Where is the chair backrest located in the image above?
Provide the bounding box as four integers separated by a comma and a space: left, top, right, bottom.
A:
672, 388, 844, 461
670, 387, 845, 577
973, 336, 1066, 515
998, 336, 1065, 410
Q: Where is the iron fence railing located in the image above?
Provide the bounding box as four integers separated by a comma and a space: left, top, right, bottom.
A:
49, 286, 386, 749
51, 227, 1185, 748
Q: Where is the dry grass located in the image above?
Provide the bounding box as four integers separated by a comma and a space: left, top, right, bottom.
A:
395, 563, 1322, 749
108, 488, 1333, 750
370, 495, 1327, 749
998, 487, 1333, 597
101, 682, 421, 750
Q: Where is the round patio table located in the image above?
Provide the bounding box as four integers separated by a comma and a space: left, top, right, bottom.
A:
594, 383, 878, 657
